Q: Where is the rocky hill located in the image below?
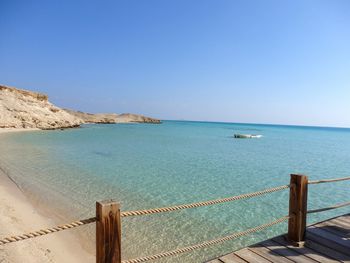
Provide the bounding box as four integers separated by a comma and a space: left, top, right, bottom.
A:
64, 110, 161, 124
0, 84, 161, 130
115, 113, 161, 123
0, 85, 83, 129
63, 109, 118, 124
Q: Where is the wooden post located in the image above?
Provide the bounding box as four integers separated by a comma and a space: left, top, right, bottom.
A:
287, 174, 308, 246
96, 200, 121, 263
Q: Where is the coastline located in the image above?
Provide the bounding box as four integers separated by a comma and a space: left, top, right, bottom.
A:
0, 128, 40, 134
0, 155, 94, 262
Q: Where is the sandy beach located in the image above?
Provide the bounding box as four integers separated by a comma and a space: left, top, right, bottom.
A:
0, 133, 94, 262
0, 128, 40, 134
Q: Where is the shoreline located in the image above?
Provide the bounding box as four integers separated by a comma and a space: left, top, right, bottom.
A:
0, 128, 40, 134
0, 156, 94, 262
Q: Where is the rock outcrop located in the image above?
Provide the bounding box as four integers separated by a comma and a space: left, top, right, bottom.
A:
64, 110, 161, 124
0, 85, 83, 129
0, 84, 161, 130
115, 113, 161, 124
63, 109, 118, 124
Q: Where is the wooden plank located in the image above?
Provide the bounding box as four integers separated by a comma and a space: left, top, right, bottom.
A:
305, 238, 350, 262
234, 248, 272, 262
205, 259, 223, 263
248, 245, 294, 263
313, 221, 350, 237
208, 214, 350, 263
260, 240, 318, 263
272, 235, 339, 263
308, 226, 350, 248
315, 215, 350, 228
331, 218, 350, 230
306, 231, 350, 256
96, 200, 121, 263
288, 174, 308, 244
219, 253, 248, 263
335, 214, 350, 224
315, 218, 350, 232
334, 217, 350, 228
328, 214, 350, 223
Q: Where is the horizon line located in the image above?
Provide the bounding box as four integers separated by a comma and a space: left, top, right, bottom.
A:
161, 119, 350, 130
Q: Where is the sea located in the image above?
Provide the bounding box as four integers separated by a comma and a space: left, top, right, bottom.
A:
0, 121, 349, 262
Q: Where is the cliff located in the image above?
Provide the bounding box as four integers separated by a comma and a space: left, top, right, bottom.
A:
0, 84, 161, 130
0, 85, 83, 129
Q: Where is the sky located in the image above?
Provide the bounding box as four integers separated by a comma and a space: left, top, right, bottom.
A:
1, 0, 350, 127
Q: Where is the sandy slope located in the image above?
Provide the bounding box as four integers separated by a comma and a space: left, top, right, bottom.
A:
0, 169, 94, 263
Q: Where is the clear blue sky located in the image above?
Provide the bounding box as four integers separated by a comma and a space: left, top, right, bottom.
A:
1, 0, 350, 127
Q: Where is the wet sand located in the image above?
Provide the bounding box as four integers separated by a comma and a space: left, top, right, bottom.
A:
0, 128, 94, 262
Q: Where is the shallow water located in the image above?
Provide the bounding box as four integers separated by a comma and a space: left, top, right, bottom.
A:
0, 121, 349, 262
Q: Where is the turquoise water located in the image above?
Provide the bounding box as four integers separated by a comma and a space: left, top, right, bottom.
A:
0, 121, 349, 262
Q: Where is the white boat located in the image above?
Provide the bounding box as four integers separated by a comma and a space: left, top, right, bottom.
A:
234, 134, 262, 139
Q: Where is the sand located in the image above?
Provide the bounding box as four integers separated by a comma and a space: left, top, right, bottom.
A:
0, 128, 40, 134
0, 133, 94, 262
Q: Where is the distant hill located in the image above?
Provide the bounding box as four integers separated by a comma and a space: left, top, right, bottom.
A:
64, 110, 161, 124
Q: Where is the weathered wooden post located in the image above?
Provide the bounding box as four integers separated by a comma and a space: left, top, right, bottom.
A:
288, 174, 308, 246
96, 200, 121, 263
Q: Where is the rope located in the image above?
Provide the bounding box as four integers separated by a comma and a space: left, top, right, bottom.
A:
0, 217, 96, 245
309, 176, 350, 185
0, 185, 288, 245
307, 201, 350, 214
120, 184, 290, 217
122, 215, 289, 263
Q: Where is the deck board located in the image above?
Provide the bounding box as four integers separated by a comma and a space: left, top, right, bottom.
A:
313, 221, 350, 237
234, 248, 272, 263
304, 239, 350, 262
206, 213, 350, 263
219, 253, 248, 263
271, 236, 339, 263
259, 240, 318, 263
306, 231, 350, 256
248, 246, 294, 263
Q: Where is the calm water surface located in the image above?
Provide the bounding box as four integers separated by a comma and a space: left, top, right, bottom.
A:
0, 121, 349, 262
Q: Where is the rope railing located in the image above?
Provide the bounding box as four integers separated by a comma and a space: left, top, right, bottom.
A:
120, 184, 290, 217
121, 216, 289, 263
0, 217, 96, 245
307, 201, 350, 214
308, 176, 350, 185
0, 174, 349, 263
0, 184, 289, 246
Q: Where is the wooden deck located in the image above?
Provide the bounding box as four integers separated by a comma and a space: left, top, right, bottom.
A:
207, 213, 350, 263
